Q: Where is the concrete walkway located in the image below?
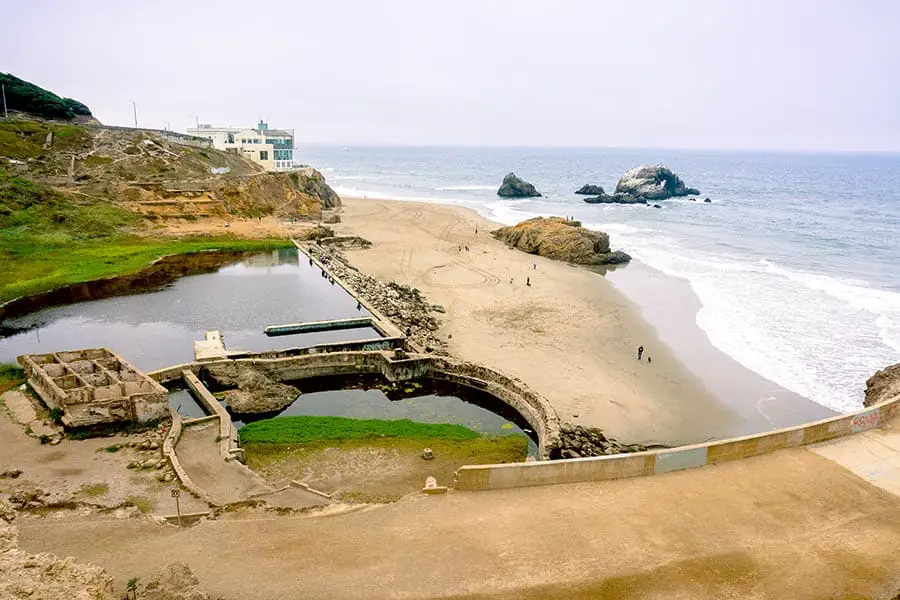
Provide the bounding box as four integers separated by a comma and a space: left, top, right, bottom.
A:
810, 415, 900, 497
176, 420, 328, 509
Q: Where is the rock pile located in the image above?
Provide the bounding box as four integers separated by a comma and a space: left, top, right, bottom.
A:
575, 184, 605, 195
492, 217, 631, 265
201, 364, 301, 413
557, 424, 647, 459
137, 562, 211, 600
307, 244, 446, 352
864, 362, 900, 407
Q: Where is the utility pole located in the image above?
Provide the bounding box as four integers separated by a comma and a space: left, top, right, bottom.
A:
190, 115, 200, 129
1, 84, 7, 118
130, 100, 138, 128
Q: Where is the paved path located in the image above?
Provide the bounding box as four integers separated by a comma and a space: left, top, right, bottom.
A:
176, 421, 328, 509
18, 441, 900, 600
810, 415, 900, 496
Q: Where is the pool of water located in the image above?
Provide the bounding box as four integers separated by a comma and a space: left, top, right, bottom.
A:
0, 248, 374, 371
167, 388, 209, 419
226, 375, 539, 457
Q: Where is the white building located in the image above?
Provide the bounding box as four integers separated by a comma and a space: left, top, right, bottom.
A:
187, 120, 295, 172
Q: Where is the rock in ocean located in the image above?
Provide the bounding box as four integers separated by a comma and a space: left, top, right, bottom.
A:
614, 165, 699, 200
497, 172, 542, 198
575, 184, 605, 195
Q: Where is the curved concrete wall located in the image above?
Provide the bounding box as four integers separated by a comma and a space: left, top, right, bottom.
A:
149, 350, 561, 459
454, 390, 900, 491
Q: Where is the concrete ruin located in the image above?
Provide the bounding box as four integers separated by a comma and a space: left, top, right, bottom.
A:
17, 348, 168, 428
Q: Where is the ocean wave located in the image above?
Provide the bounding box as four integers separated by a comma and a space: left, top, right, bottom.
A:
612, 237, 900, 413
434, 185, 497, 192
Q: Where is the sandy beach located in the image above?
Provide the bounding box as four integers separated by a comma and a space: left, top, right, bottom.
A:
333, 197, 739, 446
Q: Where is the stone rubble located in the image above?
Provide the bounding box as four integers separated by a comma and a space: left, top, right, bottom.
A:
557, 424, 647, 459
307, 242, 446, 353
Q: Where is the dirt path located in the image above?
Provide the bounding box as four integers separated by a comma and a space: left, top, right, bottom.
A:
18, 445, 900, 600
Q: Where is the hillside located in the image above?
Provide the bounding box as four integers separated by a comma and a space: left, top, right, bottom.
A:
0, 73, 95, 122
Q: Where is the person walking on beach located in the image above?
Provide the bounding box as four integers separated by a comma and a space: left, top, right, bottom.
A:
637, 345, 644, 360
526, 277, 531, 286
532, 261, 536, 270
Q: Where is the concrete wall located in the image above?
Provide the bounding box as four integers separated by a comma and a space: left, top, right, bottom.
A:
149, 350, 560, 459
455, 389, 900, 491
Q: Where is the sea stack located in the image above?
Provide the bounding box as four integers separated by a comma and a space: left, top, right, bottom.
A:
614, 165, 699, 200
497, 172, 542, 198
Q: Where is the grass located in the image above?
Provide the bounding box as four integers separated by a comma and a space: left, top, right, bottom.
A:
0, 363, 25, 394
0, 163, 292, 302
239, 416, 483, 445
76, 482, 109, 498
2, 234, 291, 302
83, 154, 113, 167
125, 495, 154, 514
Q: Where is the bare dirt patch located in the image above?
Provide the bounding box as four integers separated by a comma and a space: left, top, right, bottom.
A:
244, 436, 527, 503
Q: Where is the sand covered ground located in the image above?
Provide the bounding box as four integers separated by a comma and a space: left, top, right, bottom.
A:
333, 198, 738, 446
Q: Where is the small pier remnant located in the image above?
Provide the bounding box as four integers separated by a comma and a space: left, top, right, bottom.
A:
193, 330, 229, 361
264, 316, 377, 337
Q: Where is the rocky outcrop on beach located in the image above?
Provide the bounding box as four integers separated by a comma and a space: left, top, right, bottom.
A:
492, 217, 630, 265
582, 192, 646, 205
614, 165, 699, 200
137, 562, 211, 600
203, 365, 300, 413
497, 172, 541, 198
557, 424, 647, 459
306, 243, 446, 353
575, 184, 605, 195
864, 362, 900, 407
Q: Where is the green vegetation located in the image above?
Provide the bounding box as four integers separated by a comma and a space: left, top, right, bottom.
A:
76, 482, 109, 498
0, 166, 290, 301
0, 73, 92, 120
49, 407, 64, 424
0, 364, 25, 394
125, 495, 154, 514
83, 154, 113, 168
98, 444, 123, 453
239, 416, 482, 444
0, 120, 91, 159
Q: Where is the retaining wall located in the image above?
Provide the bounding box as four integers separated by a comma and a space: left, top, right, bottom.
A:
149, 350, 560, 459
455, 390, 900, 490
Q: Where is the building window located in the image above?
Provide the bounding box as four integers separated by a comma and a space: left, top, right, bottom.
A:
260, 151, 269, 160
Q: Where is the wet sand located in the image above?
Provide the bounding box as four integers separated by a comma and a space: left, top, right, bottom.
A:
607, 260, 837, 432
335, 197, 739, 446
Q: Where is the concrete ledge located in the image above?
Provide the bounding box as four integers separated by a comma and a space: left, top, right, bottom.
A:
292, 240, 408, 343
162, 410, 215, 505
155, 351, 559, 458
454, 391, 900, 491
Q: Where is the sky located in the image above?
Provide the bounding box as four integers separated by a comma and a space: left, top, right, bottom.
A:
2, 0, 900, 151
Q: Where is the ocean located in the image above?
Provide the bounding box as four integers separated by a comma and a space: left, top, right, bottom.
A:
296, 145, 900, 415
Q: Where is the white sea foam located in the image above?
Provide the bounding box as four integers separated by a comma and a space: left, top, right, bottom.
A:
333, 184, 900, 414
601, 228, 900, 413
434, 184, 497, 192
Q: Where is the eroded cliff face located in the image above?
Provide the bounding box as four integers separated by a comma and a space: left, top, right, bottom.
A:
2, 121, 340, 222
864, 363, 900, 407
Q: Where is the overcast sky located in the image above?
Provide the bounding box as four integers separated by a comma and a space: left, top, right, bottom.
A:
3, 0, 899, 150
